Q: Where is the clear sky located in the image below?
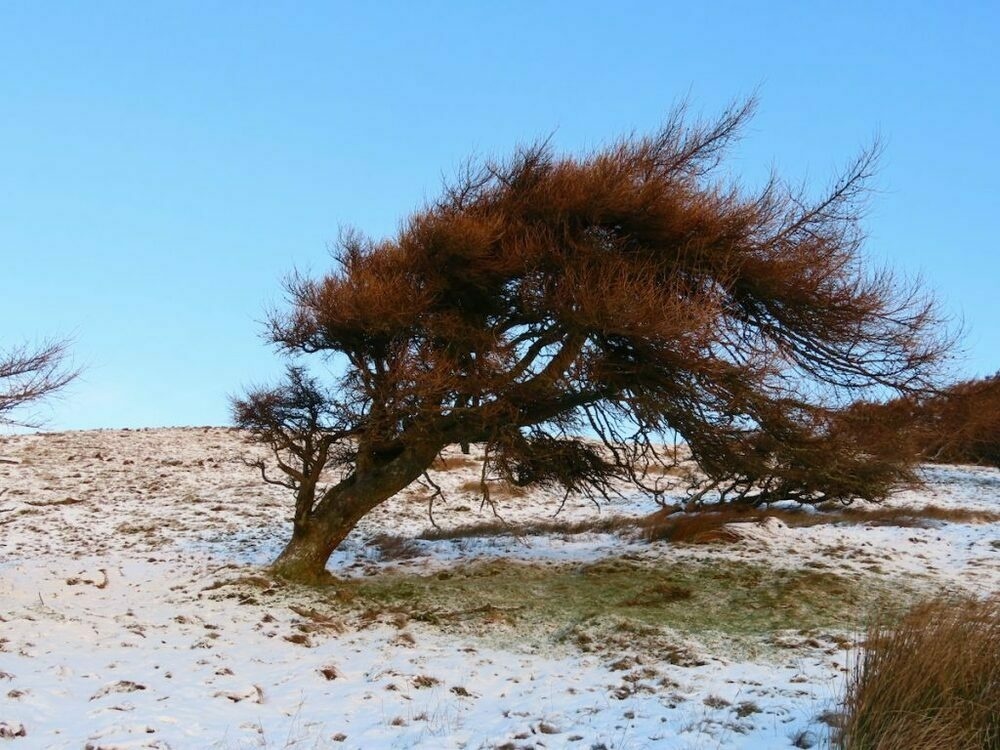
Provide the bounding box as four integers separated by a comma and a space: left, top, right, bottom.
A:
2, 1, 997, 430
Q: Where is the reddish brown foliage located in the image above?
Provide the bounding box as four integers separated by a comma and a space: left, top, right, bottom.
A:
235, 100, 951, 581
917, 374, 1000, 467
843, 374, 1000, 469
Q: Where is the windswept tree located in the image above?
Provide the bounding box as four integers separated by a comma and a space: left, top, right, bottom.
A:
0, 339, 77, 428
235, 101, 950, 583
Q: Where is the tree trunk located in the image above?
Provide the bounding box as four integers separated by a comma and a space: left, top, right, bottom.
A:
269, 441, 440, 583
269, 515, 356, 584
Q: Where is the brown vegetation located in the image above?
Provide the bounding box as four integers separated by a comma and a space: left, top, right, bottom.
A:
838, 595, 1000, 749
642, 506, 780, 543
456, 478, 528, 499
368, 533, 423, 561
917, 374, 1000, 467
841, 373, 1000, 469
831, 503, 1000, 526
234, 99, 950, 582
435, 455, 480, 472
641, 503, 1000, 544
417, 514, 637, 541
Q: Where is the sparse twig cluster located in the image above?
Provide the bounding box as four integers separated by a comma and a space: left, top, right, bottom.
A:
0, 339, 78, 428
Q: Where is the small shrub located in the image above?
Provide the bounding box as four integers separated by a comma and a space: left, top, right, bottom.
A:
837, 595, 1000, 750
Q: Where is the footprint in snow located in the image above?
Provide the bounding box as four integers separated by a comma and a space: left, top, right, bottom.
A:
90, 681, 147, 700
213, 684, 264, 703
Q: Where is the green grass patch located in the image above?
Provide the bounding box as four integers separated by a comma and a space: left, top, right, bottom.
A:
339, 556, 913, 656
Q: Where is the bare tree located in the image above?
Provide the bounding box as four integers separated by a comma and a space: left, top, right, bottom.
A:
234, 100, 951, 583
0, 340, 77, 428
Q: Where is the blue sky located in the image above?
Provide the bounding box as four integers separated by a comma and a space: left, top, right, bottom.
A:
2, 1, 997, 430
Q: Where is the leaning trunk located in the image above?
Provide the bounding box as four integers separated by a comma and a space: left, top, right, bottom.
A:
269, 442, 440, 583
270, 508, 357, 584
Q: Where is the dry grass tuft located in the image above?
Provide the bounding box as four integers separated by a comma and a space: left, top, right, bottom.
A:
456, 479, 528, 499
830, 503, 1000, 527
418, 514, 636, 541
642, 502, 1000, 544
434, 455, 480, 472
369, 533, 423, 561
640, 506, 792, 544
837, 595, 1000, 750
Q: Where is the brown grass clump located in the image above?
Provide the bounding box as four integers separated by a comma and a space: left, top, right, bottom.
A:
435, 455, 480, 472
837, 595, 1000, 750
832, 504, 1000, 527
418, 515, 636, 541
456, 479, 528, 499
642, 503, 1000, 544
640, 505, 818, 544
368, 533, 423, 561
641, 507, 744, 543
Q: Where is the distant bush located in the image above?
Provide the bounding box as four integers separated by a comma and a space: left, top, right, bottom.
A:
917, 374, 1000, 468
838, 595, 1000, 750
833, 374, 1000, 472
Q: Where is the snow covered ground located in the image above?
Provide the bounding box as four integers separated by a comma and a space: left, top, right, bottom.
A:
1, 427, 997, 749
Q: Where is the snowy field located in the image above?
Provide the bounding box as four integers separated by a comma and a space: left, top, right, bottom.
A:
1, 427, 997, 749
